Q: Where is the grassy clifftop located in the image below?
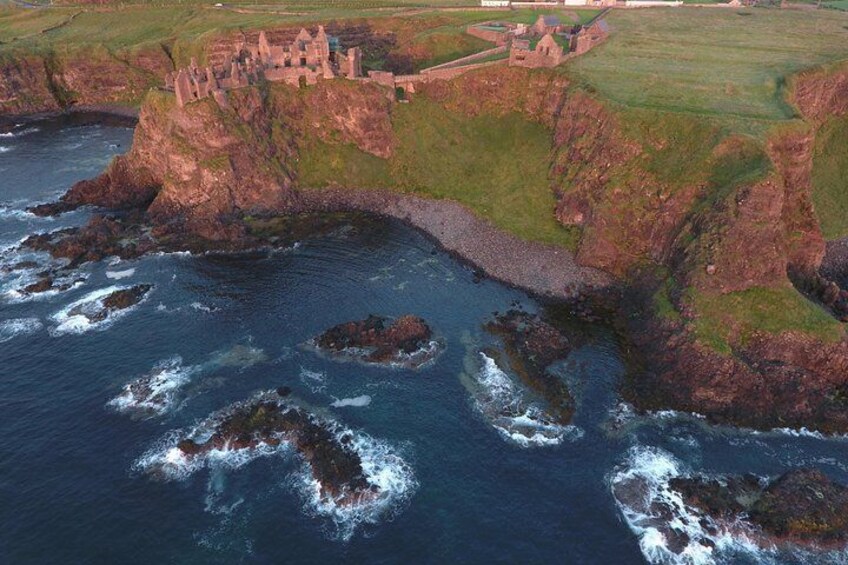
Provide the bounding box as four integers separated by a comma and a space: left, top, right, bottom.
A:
298, 96, 578, 248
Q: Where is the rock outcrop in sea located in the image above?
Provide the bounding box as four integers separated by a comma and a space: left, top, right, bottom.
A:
136, 389, 417, 539
307, 314, 442, 369
611, 446, 848, 563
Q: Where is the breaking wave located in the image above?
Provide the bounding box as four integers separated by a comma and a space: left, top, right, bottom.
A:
108, 356, 201, 417
106, 268, 135, 280
3, 273, 87, 303
609, 446, 771, 565
0, 126, 39, 138
133, 394, 290, 481
0, 317, 43, 343
467, 353, 582, 447
0, 204, 45, 222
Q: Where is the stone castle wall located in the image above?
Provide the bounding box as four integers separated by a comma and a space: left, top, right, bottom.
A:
167, 26, 363, 107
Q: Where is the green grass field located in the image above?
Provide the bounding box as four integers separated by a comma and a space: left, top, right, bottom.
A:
568, 8, 848, 124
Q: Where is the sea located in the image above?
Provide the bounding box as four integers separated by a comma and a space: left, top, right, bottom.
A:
1, 117, 847, 564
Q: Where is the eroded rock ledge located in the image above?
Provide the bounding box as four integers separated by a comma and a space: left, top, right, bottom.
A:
612, 447, 848, 559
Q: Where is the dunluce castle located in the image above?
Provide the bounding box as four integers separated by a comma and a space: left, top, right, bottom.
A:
165, 17, 608, 108
165, 26, 362, 108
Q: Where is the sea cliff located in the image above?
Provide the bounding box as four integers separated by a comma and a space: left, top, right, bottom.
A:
20, 61, 848, 434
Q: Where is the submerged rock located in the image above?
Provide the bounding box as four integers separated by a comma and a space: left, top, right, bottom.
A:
308, 314, 442, 369
463, 352, 580, 447
109, 357, 198, 417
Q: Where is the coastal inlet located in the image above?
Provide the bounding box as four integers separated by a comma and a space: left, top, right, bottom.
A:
4, 118, 848, 564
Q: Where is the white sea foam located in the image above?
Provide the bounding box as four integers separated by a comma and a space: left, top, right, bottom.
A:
468, 353, 581, 447
612, 402, 848, 442
387, 339, 443, 369
190, 302, 218, 313
108, 356, 201, 417
756, 427, 848, 441
105, 268, 135, 280
292, 431, 417, 542
0, 317, 43, 343
0, 146, 11, 153
153, 301, 220, 315
0, 204, 42, 221
49, 284, 150, 336
650, 409, 707, 422
300, 367, 327, 394
330, 395, 372, 408
0, 127, 39, 138
610, 446, 773, 565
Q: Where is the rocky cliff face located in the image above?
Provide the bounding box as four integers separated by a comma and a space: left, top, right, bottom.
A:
37, 78, 394, 240
599, 64, 848, 433
552, 92, 703, 277
792, 63, 848, 123
26, 62, 848, 433
0, 47, 172, 118
0, 56, 60, 116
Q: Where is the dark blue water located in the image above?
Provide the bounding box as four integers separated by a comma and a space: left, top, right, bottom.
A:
1, 119, 847, 565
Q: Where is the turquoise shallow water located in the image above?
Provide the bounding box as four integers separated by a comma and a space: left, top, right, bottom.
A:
1, 118, 848, 564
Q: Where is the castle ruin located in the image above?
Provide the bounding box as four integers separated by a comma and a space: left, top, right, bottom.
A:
165, 26, 362, 108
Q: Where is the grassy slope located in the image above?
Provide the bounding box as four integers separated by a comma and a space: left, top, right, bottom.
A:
299, 97, 578, 248
690, 287, 845, 354
812, 115, 848, 240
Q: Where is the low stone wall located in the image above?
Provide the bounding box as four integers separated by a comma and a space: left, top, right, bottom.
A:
422, 59, 508, 81
421, 46, 508, 72
465, 25, 508, 45
298, 188, 613, 300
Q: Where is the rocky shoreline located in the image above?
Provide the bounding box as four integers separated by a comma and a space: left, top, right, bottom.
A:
297, 188, 614, 301
15, 60, 848, 437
